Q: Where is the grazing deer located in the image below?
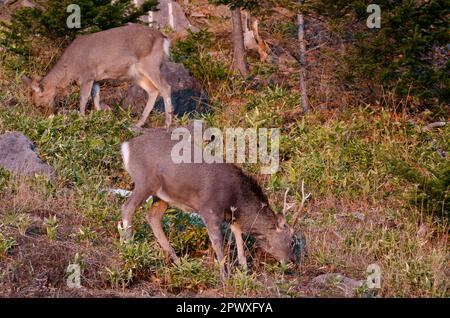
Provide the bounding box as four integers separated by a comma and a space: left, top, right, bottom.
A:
22, 24, 173, 128
119, 127, 299, 278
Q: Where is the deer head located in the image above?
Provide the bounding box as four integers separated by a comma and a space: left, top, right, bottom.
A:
22, 75, 56, 111
255, 208, 298, 263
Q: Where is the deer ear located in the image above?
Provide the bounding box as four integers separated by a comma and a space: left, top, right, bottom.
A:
22, 76, 43, 93
276, 213, 288, 231
31, 83, 43, 94
22, 75, 32, 87
32, 79, 43, 93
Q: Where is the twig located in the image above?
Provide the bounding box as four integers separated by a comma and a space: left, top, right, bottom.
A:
306, 42, 328, 53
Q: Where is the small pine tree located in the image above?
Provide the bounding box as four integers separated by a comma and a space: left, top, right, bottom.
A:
311, 0, 449, 113
0, 0, 159, 57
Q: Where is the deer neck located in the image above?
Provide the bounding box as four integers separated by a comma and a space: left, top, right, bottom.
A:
236, 200, 276, 235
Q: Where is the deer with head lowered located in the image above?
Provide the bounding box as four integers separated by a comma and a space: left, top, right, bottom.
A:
119, 127, 300, 278
22, 24, 173, 128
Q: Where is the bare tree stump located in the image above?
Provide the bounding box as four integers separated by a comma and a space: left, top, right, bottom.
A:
231, 7, 248, 76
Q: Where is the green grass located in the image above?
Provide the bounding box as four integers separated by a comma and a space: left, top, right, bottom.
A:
0, 233, 17, 256
0, 92, 448, 296
0, 27, 448, 297
162, 256, 218, 292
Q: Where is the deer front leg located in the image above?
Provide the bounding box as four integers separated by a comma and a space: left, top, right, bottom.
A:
145, 200, 180, 264
79, 80, 94, 116
230, 223, 247, 270
203, 215, 227, 280
161, 89, 173, 128
157, 78, 173, 128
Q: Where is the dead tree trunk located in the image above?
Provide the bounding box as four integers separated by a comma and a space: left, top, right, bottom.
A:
297, 10, 309, 113
231, 7, 249, 76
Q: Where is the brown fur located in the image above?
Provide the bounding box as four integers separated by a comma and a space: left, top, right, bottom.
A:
22, 24, 173, 127
120, 128, 297, 276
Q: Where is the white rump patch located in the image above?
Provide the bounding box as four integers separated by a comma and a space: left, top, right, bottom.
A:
121, 142, 131, 173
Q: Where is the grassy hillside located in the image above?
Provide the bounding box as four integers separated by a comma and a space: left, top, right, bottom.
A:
0, 1, 448, 298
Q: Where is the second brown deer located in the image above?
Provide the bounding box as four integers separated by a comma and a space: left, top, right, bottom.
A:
22, 24, 173, 128
119, 127, 299, 278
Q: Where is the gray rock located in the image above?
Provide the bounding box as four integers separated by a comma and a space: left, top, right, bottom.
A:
123, 60, 208, 116
352, 212, 366, 221
1, 0, 38, 21
310, 273, 364, 297
0, 132, 55, 178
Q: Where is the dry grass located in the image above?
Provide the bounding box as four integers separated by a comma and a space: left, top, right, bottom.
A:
0, 1, 448, 298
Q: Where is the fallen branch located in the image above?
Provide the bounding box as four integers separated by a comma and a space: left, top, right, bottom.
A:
423, 121, 447, 131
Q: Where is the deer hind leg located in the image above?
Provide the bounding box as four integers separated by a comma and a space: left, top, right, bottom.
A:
135, 76, 159, 128
79, 80, 94, 116
91, 83, 101, 111
230, 223, 247, 270
120, 184, 151, 242
155, 76, 173, 128
138, 63, 173, 128
145, 200, 180, 264
91, 83, 111, 111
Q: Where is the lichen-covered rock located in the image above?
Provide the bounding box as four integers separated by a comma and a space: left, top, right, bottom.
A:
0, 132, 55, 178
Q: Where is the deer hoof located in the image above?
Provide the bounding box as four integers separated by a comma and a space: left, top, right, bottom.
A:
164, 117, 172, 129
132, 125, 144, 133
101, 103, 111, 111
219, 266, 228, 282
117, 221, 133, 243
172, 254, 181, 265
